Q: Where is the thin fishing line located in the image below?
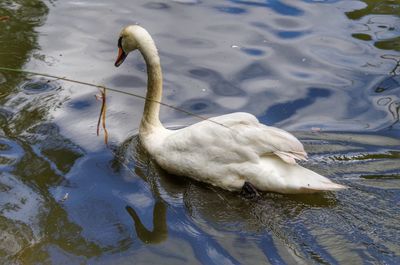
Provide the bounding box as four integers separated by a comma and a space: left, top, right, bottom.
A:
0, 67, 228, 128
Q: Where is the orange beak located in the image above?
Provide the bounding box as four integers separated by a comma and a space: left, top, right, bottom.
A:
115, 47, 127, 67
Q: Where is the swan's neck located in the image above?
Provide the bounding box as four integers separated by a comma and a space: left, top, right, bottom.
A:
138, 34, 164, 135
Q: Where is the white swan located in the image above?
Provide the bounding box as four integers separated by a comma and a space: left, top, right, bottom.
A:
114, 25, 347, 194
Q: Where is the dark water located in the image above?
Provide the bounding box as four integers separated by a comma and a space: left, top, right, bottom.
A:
1, 0, 399, 264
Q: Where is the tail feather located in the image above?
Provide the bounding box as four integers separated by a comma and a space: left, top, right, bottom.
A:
257, 156, 348, 194
299, 182, 348, 193
274, 151, 308, 165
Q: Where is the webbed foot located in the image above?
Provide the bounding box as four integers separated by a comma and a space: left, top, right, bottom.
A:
240, 181, 260, 199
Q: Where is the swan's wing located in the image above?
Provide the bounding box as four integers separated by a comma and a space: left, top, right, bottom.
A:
212, 112, 307, 164
241, 125, 307, 164
163, 112, 306, 165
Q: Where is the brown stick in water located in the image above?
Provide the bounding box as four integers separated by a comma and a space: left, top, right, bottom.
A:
96, 87, 108, 145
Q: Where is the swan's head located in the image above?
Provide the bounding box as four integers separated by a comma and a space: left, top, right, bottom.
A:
115, 25, 141, 67
115, 25, 151, 67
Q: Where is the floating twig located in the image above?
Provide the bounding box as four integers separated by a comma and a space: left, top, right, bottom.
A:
60, 192, 69, 203
96, 87, 109, 145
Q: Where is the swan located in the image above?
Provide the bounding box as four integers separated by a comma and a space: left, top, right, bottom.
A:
114, 25, 347, 194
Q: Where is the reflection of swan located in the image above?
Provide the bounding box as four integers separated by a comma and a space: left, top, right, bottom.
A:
114, 25, 347, 194
126, 201, 168, 244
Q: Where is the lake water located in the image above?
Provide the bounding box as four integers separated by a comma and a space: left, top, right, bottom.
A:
1, 0, 399, 264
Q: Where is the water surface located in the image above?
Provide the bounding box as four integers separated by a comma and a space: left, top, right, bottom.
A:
0, 0, 399, 264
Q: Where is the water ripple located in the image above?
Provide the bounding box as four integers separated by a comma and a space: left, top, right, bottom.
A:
2, 0, 400, 264
229, 0, 304, 16
0, 137, 24, 171
189, 68, 245, 96
20, 77, 59, 95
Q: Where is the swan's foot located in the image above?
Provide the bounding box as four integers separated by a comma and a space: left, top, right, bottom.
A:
240, 182, 260, 199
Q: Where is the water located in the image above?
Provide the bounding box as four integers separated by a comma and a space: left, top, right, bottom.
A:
0, 0, 399, 264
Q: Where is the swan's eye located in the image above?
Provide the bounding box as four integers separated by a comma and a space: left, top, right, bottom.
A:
118, 36, 123, 49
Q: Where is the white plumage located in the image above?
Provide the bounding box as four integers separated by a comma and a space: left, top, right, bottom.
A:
114, 25, 347, 194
